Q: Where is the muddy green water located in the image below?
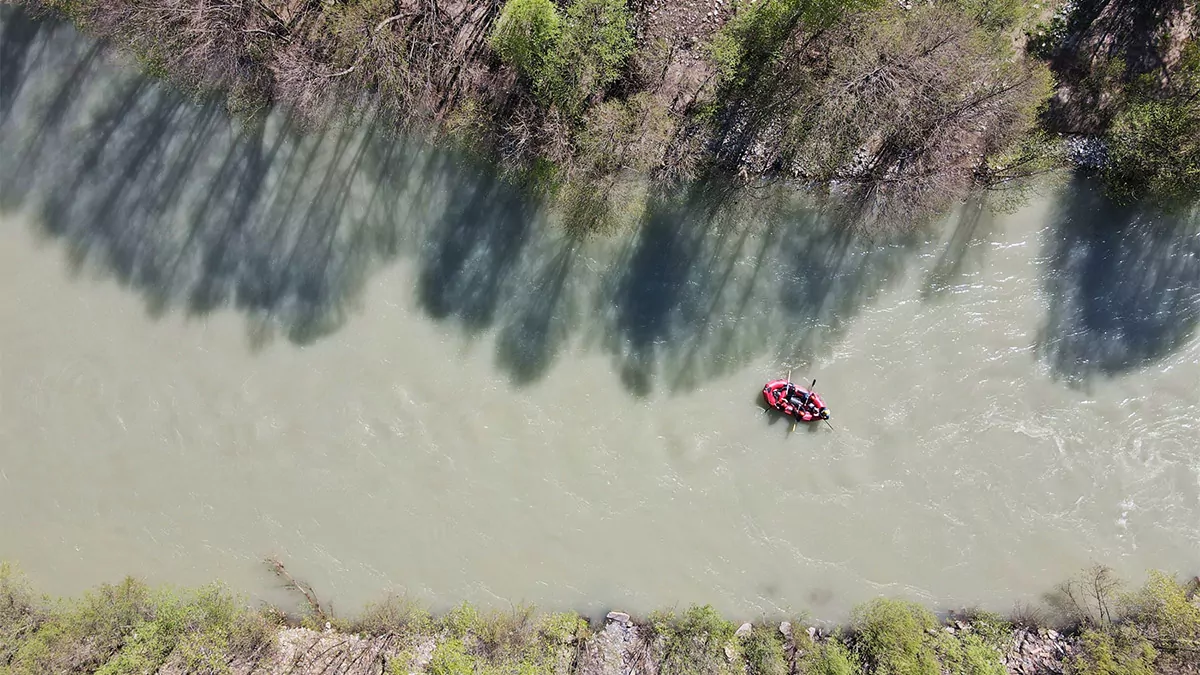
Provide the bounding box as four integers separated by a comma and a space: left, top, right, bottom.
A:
1, 8, 1198, 620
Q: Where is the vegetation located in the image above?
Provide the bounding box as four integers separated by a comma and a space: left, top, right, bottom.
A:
0, 563, 276, 675
649, 604, 739, 674
12, 0, 1077, 234
1048, 565, 1200, 675
14, 0, 1200, 226
1101, 42, 1200, 207
1, 562, 1198, 675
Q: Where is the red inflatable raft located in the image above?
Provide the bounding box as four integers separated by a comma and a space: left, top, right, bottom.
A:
763, 379, 829, 422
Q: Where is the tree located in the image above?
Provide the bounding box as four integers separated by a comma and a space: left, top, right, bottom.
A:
490, 0, 561, 84
705, 1, 1053, 229
543, 0, 635, 115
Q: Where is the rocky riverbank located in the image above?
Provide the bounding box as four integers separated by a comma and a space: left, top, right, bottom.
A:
2, 563, 1197, 675
170, 611, 1084, 675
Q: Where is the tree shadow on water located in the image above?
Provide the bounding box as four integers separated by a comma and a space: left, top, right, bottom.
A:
920, 195, 998, 301
0, 9, 474, 347
494, 236, 582, 384
415, 161, 537, 333
1, 7, 929, 397
1036, 178, 1200, 386
604, 184, 923, 396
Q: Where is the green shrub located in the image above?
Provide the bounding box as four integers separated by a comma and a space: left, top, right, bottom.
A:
962, 611, 1012, 652
0, 563, 41, 666
429, 637, 478, 675
442, 602, 481, 639
539, 612, 590, 643
652, 604, 739, 675
352, 594, 433, 637
742, 624, 787, 675
476, 604, 536, 656
543, 0, 634, 114
710, 0, 881, 88
1069, 628, 1156, 675
1025, 0, 1079, 58
5, 578, 274, 675
851, 598, 940, 675
9, 577, 155, 674
1125, 570, 1200, 653
491, 0, 562, 82
952, 0, 1031, 34
800, 635, 863, 675
933, 631, 1006, 675
1104, 98, 1200, 205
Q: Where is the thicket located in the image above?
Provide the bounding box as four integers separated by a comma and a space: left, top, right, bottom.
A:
1028, 0, 1200, 208
16, 0, 1200, 225
1101, 41, 1200, 207
703, 0, 1054, 228
11, 0, 1068, 234
1047, 566, 1200, 675
2, 561, 1197, 675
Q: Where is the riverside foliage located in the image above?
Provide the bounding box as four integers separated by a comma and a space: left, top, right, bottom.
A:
11, 0, 1200, 227
1, 562, 1197, 675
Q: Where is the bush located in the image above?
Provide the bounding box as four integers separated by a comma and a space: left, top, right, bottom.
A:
539, 611, 590, 644
1025, 1, 1078, 59
742, 623, 787, 675
4, 578, 275, 675
543, 0, 635, 114
0, 563, 41, 666
1125, 570, 1200, 654
933, 631, 1006, 675
851, 598, 940, 675
651, 604, 739, 675
490, 0, 561, 83
1103, 99, 1200, 205
710, 0, 882, 89
428, 638, 478, 675
351, 594, 433, 636
1069, 628, 1156, 675
800, 634, 863, 675
490, 0, 634, 120
952, 0, 1032, 34
441, 602, 481, 639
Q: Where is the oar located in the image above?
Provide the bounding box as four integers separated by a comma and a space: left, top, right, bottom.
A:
786, 369, 795, 433
807, 379, 835, 432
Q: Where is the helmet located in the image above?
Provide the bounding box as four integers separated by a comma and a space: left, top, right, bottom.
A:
820, 409, 830, 419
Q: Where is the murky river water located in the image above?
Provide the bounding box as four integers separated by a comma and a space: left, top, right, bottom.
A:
1, 8, 1198, 620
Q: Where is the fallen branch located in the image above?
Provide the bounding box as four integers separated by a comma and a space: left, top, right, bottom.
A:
266, 556, 329, 622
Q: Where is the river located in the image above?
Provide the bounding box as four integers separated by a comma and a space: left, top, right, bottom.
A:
1, 7, 1198, 620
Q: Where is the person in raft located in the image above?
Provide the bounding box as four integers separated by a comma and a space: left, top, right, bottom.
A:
784, 383, 830, 422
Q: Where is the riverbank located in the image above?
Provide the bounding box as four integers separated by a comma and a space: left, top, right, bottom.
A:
2, 0, 1060, 232
2, 562, 1197, 674
9, 0, 1200, 229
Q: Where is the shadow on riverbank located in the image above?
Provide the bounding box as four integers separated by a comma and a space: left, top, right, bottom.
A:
1036, 177, 1200, 386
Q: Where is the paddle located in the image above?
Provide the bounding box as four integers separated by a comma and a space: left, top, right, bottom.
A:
786, 369, 795, 432
807, 379, 835, 432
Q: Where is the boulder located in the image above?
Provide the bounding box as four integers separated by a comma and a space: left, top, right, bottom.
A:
605, 611, 630, 625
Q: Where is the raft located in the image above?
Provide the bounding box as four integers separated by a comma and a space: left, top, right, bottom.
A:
762, 379, 829, 422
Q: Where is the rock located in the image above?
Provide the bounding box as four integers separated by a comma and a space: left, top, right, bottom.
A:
735, 622, 752, 638
606, 611, 630, 625
724, 645, 736, 662
779, 621, 793, 638
1047, 629, 1059, 640
807, 626, 817, 640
